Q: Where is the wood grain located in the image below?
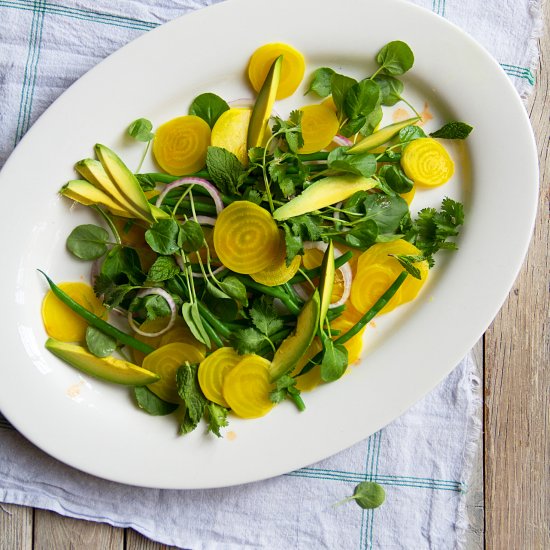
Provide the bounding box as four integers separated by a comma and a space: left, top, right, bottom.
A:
0, 504, 32, 550
126, 529, 179, 549
483, 0, 550, 546
33, 509, 124, 550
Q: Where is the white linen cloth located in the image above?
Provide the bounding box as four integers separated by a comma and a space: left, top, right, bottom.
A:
0, 1, 541, 548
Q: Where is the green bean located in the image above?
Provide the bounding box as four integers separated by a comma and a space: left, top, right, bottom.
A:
38, 270, 155, 355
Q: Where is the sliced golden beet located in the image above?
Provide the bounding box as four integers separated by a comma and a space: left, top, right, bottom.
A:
248, 43, 305, 100
143, 342, 205, 404
42, 281, 106, 343
152, 115, 211, 176
213, 201, 280, 274
400, 137, 454, 186
298, 104, 339, 154
211, 108, 251, 166
198, 347, 243, 407
222, 354, 274, 419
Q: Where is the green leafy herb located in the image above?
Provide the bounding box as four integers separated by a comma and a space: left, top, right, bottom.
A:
100, 245, 143, 285
205, 402, 229, 437
376, 40, 414, 76
250, 296, 284, 338
189, 92, 229, 128
134, 386, 179, 416
145, 219, 180, 255
66, 224, 109, 260
328, 147, 377, 178
373, 74, 404, 106
127, 118, 154, 142
320, 336, 348, 382
378, 164, 414, 194
335, 481, 386, 509
147, 255, 180, 283
176, 362, 207, 434
206, 146, 245, 195
269, 374, 305, 411
178, 220, 204, 253
85, 326, 117, 357
430, 121, 473, 139
306, 67, 335, 97
389, 254, 425, 279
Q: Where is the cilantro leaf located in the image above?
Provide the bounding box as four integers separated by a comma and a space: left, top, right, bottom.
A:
230, 327, 267, 355
250, 296, 284, 337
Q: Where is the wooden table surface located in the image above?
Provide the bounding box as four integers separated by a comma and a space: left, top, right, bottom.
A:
2, 4, 549, 549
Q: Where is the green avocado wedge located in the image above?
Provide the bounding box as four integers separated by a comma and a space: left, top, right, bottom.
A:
346, 117, 420, 154
318, 240, 335, 330
75, 158, 145, 219
94, 144, 155, 223
272, 175, 377, 221
269, 291, 320, 382
247, 55, 283, 150
60, 180, 131, 217
45, 338, 160, 386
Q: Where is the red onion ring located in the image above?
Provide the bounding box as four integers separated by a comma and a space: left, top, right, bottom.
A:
332, 134, 353, 147
127, 287, 177, 337
155, 177, 224, 215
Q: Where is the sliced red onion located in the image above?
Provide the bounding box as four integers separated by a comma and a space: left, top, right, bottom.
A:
194, 215, 217, 227
127, 287, 177, 337
332, 134, 353, 147
155, 177, 224, 215
333, 201, 343, 222
302, 241, 353, 308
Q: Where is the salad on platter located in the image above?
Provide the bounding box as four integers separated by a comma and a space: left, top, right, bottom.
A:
40, 40, 471, 437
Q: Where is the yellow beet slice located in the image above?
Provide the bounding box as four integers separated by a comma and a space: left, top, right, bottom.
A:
210, 108, 252, 166
400, 137, 454, 187
298, 104, 340, 154
213, 201, 280, 274
251, 232, 301, 286
42, 282, 106, 342
223, 354, 275, 418
351, 240, 429, 315
248, 42, 305, 100
153, 115, 211, 176
143, 342, 205, 404
198, 347, 243, 407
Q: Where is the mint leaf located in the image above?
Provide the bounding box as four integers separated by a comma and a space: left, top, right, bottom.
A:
430, 121, 473, 140
147, 255, 180, 283
206, 146, 245, 195
205, 402, 229, 437
176, 363, 207, 434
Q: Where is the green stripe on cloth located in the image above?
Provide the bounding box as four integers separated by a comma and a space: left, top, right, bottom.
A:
501, 63, 536, 84
14, 0, 46, 145
432, 0, 446, 16
0, 0, 158, 31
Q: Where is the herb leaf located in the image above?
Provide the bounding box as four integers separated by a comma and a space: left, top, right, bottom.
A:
145, 219, 180, 255
134, 386, 179, 416
430, 121, 473, 140
85, 326, 117, 357
147, 255, 180, 283
206, 146, 245, 195
306, 67, 335, 97
127, 118, 154, 142
376, 40, 414, 76
189, 92, 229, 128
66, 224, 109, 260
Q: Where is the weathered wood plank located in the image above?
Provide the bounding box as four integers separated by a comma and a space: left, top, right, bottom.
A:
484, 0, 550, 546
125, 529, 180, 550
0, 503, 33, 550
33, 509, 124, 550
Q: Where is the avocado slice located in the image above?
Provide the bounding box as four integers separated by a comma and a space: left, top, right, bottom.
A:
75, 159, 145, 219
46, 338, 160, 386
60, 180, 131, 217
346, 117, 420, 154
273, 175, 377, 221
318, 241, 335, 330
94, 144, 155, 223
269, 291, 320, 382
247, 55, 283, 149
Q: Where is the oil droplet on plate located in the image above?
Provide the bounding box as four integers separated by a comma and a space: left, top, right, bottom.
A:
226, 431, 237, 441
